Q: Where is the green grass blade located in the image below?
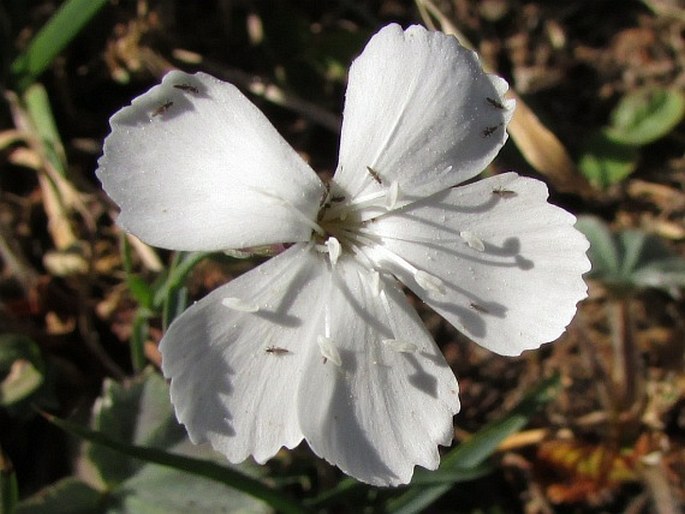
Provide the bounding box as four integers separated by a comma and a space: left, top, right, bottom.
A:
130, 310, 150, 373
45, 412, 312, 514
303, 477, 361, 508
22, 83, 67, 176
154, 252, 208, 310
155, 252, 208, 329
11, 0, 108, 91
385, 375, 559, 514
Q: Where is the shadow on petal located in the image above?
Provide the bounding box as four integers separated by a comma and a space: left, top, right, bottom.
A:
311, 349, 402, 485
404, 354, 439, 398
169, 333, 238, 440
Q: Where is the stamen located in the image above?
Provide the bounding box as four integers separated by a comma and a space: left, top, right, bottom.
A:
248, 185, 325, 236
460, 230, 485, 252
348, 242, 380, 274
323, 300, 332, 338
326, 237, 341, 266
369, 270, 381, 297
322, 190, 387, 220
386, 181, 401, 210
369, 245, 446, 295
222, 297, 259, 313
414, 270, 446, 295
382, 339, 418, 353
317, 336, 342, 366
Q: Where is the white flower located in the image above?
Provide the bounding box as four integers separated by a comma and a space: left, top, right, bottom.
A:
96, 24, 590, 486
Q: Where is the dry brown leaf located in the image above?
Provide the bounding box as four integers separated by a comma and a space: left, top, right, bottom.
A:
507, 93, 594, 195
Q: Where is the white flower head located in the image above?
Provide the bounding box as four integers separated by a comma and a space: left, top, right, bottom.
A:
96, 24, 590, 486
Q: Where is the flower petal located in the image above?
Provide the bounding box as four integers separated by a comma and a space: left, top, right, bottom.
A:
159, 244, 325, 463
333, 24, 513, 210
297, 258, 460, 486
97, 71, 325, 251
365, 173, 590, 356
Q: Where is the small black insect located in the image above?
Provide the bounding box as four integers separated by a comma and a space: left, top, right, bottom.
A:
173, 84, 199, 93
492, 187, 517, 199
481, 125, 501, 138
366, 166, 382, 185
265, 346, 290, 355
486, 97, 505, 109
470, 302, 490, 314
152, 101, 174, 117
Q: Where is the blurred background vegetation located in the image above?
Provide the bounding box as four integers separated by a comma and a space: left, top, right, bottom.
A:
0, 0, 684, 513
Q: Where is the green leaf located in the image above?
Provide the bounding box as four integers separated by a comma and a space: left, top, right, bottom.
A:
578, 129, 639, 188
0, 334, 44, 406
127, 275, 154, 310
11, 0, 109, 91
153, 252, 207, 329
87, 371, 186, 486
385, 376, 559, 514
153, 252, 207, 311
632, 256, 685, 296
110, 441, 271, 514
46, 413, 308, 514
575, 216, 622, 279
576, 216, 685, 297
15, 477, 101, 514
407, 463, 492, 485
607, 88, 685, 146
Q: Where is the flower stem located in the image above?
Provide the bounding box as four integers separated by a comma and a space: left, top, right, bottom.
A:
609, 297, 642, 423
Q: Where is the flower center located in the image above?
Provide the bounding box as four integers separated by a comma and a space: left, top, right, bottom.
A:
312, 178, 447, 297
314, 182, 381, 263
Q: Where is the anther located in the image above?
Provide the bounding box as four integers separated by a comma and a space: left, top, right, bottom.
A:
326, 237, 341, 267
386, 181, 401, 210
382, 339, 418, 353
317, 336, 342, 366
369, 270, 381, 297
414, 270, 446, 295
222, 297, 259, 313
460, 231, 485, 252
